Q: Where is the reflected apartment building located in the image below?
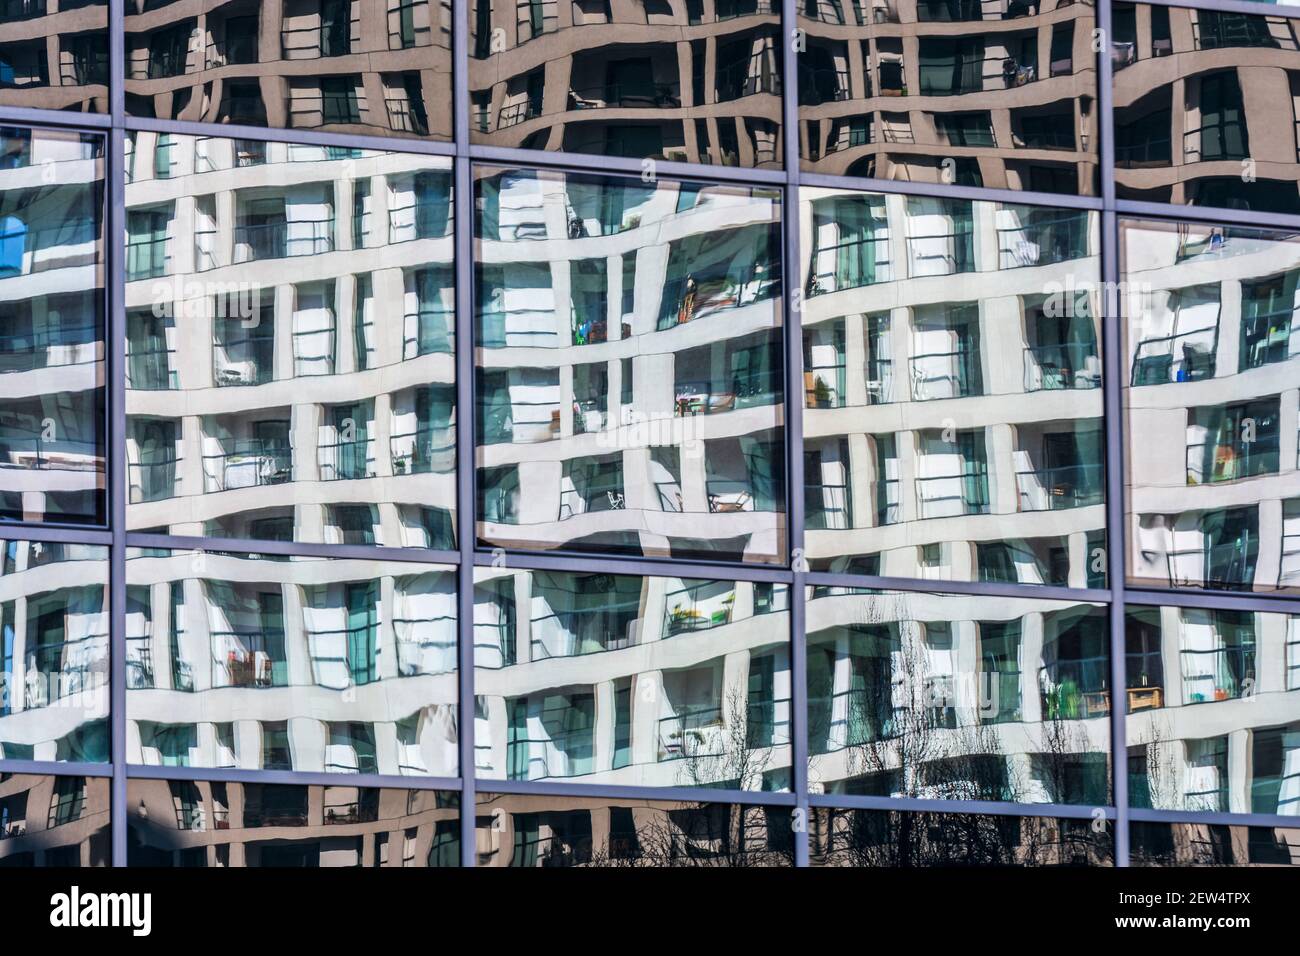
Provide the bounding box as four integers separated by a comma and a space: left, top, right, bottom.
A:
0, 0, 109, 113
798, 0, 1098, 194
123, 0, 453, 140
0, 128, 105, 526
124, 132, 457, 549
800, 187, 1104, 586
0, 774, 111, 867
468, 0, 784, 166
1113, 3, 1300, 214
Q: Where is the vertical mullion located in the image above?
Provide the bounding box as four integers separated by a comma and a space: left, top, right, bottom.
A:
108, 0, 128, 869
453, 0, 477, 868
781, 0, 809, 868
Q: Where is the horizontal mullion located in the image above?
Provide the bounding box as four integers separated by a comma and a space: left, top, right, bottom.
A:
470, 547, 794, 583
1121, 586, 1300, 613
1115, 198, 1300, 232
122, 116, 458, 157
468, 144, 790, 188
0, 106, 113, 131
800, 171, 1106, 210
805, 571, 1111, 604
124, 764, 461, 792
0, 758, 114, 778
807, 792, 1118, 820
1127, 806, 1300, 831
474, 777, 799, 807
0, 525, 113, 547
124, 533, 460, 566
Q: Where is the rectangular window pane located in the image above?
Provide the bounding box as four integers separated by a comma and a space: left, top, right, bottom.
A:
0, 774, 110, 867
798, 1, 1098, 194
801, 186, 1105, 586
474, 166, 786, 565
0, 126, 106, 527
125, 547, 457, 776
474, 566, 792, 791
0, 0, 108, 113
123, 1, 452, 141
127, 778, 459, 866
475, 792, 793, 866
469, 0, 782, 167
807, 587, 1111, 805
0, 539, 109, 762
124, 133, 456, 549
1122, 217, 1300, 593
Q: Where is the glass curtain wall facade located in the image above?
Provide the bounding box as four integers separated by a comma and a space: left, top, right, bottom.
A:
0, 0, 1299, 868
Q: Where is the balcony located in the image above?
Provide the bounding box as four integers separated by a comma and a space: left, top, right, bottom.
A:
0, 323, 100, 373
568, 81, 681, 110
317, 436, 374, 481
1131, 328, 1217, 385
129, 453, 179, 502
1023, 343, 1100, 391
390, 423, 454, 475
1186, 440, 1277, 485
233, 218, 334, 263
281, 15, 359, 60
1016, 462, 1103, 512
126, 234, 169, 281
807, 481, 851, 530
0, 431, 100, 474
746, 695, 791, 748
658, 704, 724, 762
664, 583, 736, 634
213, 327, 274, 387
25, 633, 109, 708
916, 466, 989, 518
212, 639, 285, 689
498, 99, 542, 130
202, 440, 292, 493
909, 347, 980, 401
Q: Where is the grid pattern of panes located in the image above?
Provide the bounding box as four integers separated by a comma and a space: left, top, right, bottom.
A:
0, 0, 1299, 868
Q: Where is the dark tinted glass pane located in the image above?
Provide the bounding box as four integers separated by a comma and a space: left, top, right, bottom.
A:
0, 774, 110, 867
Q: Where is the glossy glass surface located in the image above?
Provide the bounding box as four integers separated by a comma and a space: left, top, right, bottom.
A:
475, 791, 793, 866
127, 778, 459, 866
807, 587, 1111, 803
1113, 3, 1300, 215
810, 806, 1112, 865
125, 548, 458, 776
474, 566, 791, 789
1131, 819, 1300, 865
0, 540, 110, 762
1125, 605, 1300, 815
799, 0, 1099, 194
801, 186, 1106, 585
469, 0, 783, 166
474, 166, 786, 564
124, 133, 456, 548
1122, 217, 1300, 593
123, 0, 453, 141
0, 126, 106, 527
0, 774, 111, 867
0, 0, 109, 113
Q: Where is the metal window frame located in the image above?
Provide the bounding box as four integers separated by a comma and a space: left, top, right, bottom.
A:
0, 0, 1295, 868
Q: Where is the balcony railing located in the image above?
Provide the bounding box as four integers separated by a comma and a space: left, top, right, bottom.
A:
664, 585, 736, 634
1185, 440, 1277, 485
212, 332, 274, 386
402, 308, 452, 358
567, 81, 681, 110
25, 634, 109, 708
706, 479, 755, 515
233, 218, 334, 263
809, 687, 892, 754
1024, 344, 1101, 391
390, 424, 454, 475
746, 696, 792, 748
1016, 462, 1104, 512
876, 476, 900, 525
128, 453, 180, 502
280, 17, 359, 59
658, 704, 724, 761
317, 437, 374, 481
1165, 543, 1253, 590
202, 441, 292, 492
909, 347, 979, 400
0, 323, 101, 373
715, 61, 782, 101
916, 467, 989, 518
1131, 327, 1217, 385
498, 99, 542, 129
807, 481, 851, 530
997, 214, 1089, 268
0, 434, 100, 473
211, 636, 285, 688
126, 235, 170, 280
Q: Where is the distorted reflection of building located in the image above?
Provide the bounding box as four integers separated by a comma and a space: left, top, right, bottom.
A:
806, 588, 1111, 802
474, 167, 786, 565
123, 132, 456, 548
1125, 606, 1300, 817
1123, 218, 1300, 593
0, 540, 109, 762
468, 0, 783, 167
474, 567, 792, 789
798, 0, 1098, 193
474, 792, 793, 866
127, 778, 459, 866
811, 806, 1111, 865
0, 127, 106, 526
123, 0, 453, 140
0, 0, 109, 113
0, 774, 111, 867
1113, 3, 1300, 215
124, 550, 458, 776
800, 187, 1104, 584
1131, 819, 1300, 865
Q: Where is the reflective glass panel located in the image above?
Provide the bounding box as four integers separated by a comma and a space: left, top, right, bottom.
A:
124, 133, 456, 549
1131, 820, 1300, 865
127, 778, 459, 866
0, 126, 106, 527
474, 566, 792, 790
1122, 217, 1300, 593
801, 186, 1105, 585
799, 0, 1099, 195
468, 0, 783, 166
0, 0, 108, 113
811, 806, 1112, 865
125, 548, 458, 776
807, 587, 1111, 803
0, 774, 111, 867
475, 791, 793, 866
474, 166, 786, 565
0, 539, 110, 762
1113, 3, 1300, 215
1125, 605, 1300, 816
123, 0, 453, 141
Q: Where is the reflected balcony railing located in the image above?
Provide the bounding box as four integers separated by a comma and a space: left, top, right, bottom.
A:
233, 218, 334, 263
529, 611, 639, 659
746, 695, 792, 748
906, 230, 973, 276
658, 704, 724, 762
1023, 343, 1100, 391
558, 483, 625, 519
1186, 440, 1278, 485
204, 31, 259, 69
307, 623, 378, 686
1240, 309, 1299, 370
1130, 327, 1217, 385
390, 423, 454, 475
210, 634, 286, 688
997, 214, 1089, 268
572, 398, 606, 435
876, 476, 900, 525
202, 440, 292, 493
916, 467, 989, 518
385, 96, 429, 135
126, 234, 170, 280
1039, 662, 1109, 719
317, 436, 375, 481
690, 0, 778, 23
798, 66, 851, 106
0, 433, 100, 473
1016, 462, 1103, 511
865, 360, 894, 404
473, 620, 516, 668
909, 346, 980, 400
129, 453, 180, 502
126, 644, 154, 689
0, 323, 101, 373
706, 479, 755, 515
1181, 644, 1254, 705
568, 81, 681, 110
280, 18, 359, 59
59, 52, 109, 88
809, 687, 892, 754
1165, 543, 1254, 590
807, 481, 851, 530
25, 634, 110, 708
212, 332, 274, 386
402, 308, 453, 358
394, 616, 457, 676
715, 61, 782, 101
804, 364, 846, 408
506, 731, 593, 780
498, 99, 542, 129
664, 585, 736, 634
